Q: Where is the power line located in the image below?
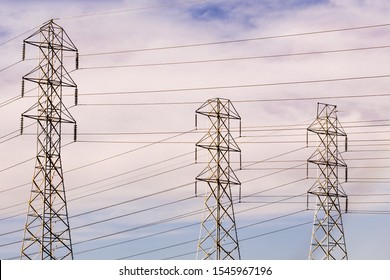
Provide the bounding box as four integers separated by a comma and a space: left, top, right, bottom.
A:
1, 181, 196, 237
0, 60, 22, 73
67, 151, 194, 195
17, 120, 390, 139
0, 109, 386, 243
0, 170, 306, 249
0, 124, 37, 147
67, 138, 390, 145
68, 163, 194, 202
0, 141, 74, 176
70, 164, 303, 229
239, 221, 312, 243
71, 176, 192, 217
0, 182, 195, 238
79, 74, 390, 96
348, 210, 390, 215
0, 139, 196, 215
3, 173, 390, 256
1, 13, 390, 262
0, 156, 35, 174
4, 189, 390, 249
0, 24, 42, 47
0, 161, 194, 219
72, 205, 201, 247
77, 90, 390, 106
66, 130, 194, 173
76, 195, 390, 257
16, 118, 390, 137
2, 139, 382, 215
75, 223, 199, 256
0, 147, 304, 225
117, 209, 309, 259
0, 128, 311, 191
79, 44, 390, 70
0, 96, 21, 109
85, 192, 307, 258
79, 23, 390, 57
59, 0, 206, 20
66, 177, 307, 248
72, 196, 194, 231
0, 87, 37, 109
165, 219, 311, 259
117, 239, 197, 260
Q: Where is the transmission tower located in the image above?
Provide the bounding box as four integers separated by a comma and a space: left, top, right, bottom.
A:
20, 19, 78, 260
195, 98, 242, 260
307, 102, 348, 260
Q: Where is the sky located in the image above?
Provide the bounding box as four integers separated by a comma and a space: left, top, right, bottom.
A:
1, 0, 390, 260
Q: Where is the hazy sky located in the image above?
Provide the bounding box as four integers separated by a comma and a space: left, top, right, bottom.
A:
1, 0, 390, 260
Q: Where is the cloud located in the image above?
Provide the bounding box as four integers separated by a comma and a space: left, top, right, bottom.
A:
1, 0, 390, 260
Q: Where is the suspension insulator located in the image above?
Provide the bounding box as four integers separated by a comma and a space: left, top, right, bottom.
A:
74, 88, 78, 106
21, 80, 25, 97
20, 116, 24, 135
22, 42, 26, 61
73, 124, 77, 142
75, 52, 79, 70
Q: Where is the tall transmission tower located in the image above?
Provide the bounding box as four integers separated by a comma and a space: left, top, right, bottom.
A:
307, 102, 348, 260
195, 98, 242, 260
20, 19, 78, 260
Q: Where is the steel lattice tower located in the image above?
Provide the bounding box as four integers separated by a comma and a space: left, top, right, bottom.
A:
307, 102, 348, 260
20, 19, 78, 260
195, 98, 241, 260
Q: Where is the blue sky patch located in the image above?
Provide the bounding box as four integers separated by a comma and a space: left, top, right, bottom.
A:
188, 0, 329, 24
281, 0, 329, 9
190, 4, 230, 21
0, 30, 8, 39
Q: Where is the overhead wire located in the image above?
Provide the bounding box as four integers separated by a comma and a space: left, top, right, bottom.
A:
0, 148, 299, 224
79, 23, 390, 57
0, 155, 195, 218
0, 183, 196, 240
2, 125, 389, 215
0, 95, 22, 109
78, 74, 390, 97
0, 23, 42, 47
167, 209, 388, 259
59, 0, 206, 20
8, 118, 385, 137
0, 129, 195, 197
0, 157, 308, 248
2, 129, 302, 212
117, 208, 309, 259
78, 89, 390, 106
0, 136, 196, 217
71, 180, 307, 256
0, 10, 390, 260
79, 44, 390, 70
67, 151, 194, 195
74, 222, 199, 256
162, 218, 313, 260
0, 1, 205, 48
68, 163, 194, 202
0, 60, 22, 73
3, 171, 390, 254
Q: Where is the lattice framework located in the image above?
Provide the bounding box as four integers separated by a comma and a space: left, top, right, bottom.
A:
195, 98, 241, 260
20, 19, 78, 260
307, 103, 348, 260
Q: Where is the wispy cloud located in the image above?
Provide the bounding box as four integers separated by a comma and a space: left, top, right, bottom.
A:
1, 0, 390, 260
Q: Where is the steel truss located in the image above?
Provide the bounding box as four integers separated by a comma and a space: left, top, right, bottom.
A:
20, 19, 78, 260
307, 102, 348, 260
195, 98, 241, 260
